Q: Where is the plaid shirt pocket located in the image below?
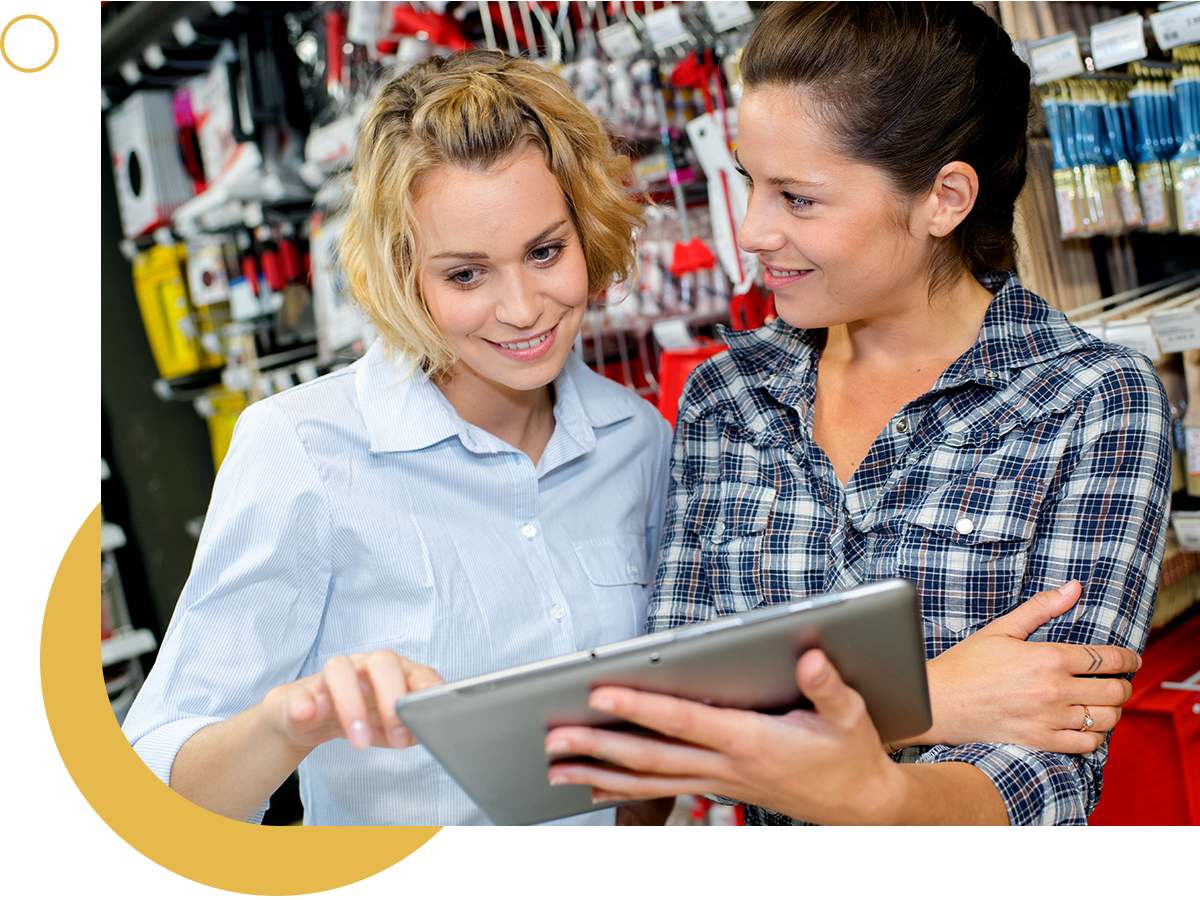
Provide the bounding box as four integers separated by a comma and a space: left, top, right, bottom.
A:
684, 480, 779, 615
899, 473, 1047, 649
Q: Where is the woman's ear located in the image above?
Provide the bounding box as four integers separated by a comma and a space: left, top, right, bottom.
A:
923, 161, 980, 238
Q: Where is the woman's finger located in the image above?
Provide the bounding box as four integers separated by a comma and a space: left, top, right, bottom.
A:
322, 654, 373, 750
1062, 643, 1141, 677
362, 650, 416, 748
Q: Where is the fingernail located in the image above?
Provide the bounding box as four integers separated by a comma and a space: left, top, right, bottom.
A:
589, 695, 615, 713
1056, 579, 1079, 595
1136, 654, 1143, 672
545, 740, 569, 755
549, 774, 568, 787
388, 727, 409, 747
347, 720, 371, 750
811, 659, 830, 686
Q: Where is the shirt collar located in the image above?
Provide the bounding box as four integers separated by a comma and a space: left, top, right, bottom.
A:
934, 271, 1105, 391
354, 340, 637, 456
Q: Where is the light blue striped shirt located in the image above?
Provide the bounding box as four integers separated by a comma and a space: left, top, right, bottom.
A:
122, 340, 672, 825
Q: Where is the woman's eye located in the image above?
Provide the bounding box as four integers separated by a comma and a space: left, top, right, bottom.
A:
529, 243, 565, 264
783, 192, 814, 211
447, 268, 481, 286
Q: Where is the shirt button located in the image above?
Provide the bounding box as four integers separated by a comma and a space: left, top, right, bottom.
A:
628, 562, 639, 577
895, 418, 909, 434
955, 517, 975, 535
713, 520, 726, 537
522, 523, 537, 540
551, 605, 564, 621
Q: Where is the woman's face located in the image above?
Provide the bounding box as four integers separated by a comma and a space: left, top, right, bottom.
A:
735, 86, 936, 329
416, 148, 590, 400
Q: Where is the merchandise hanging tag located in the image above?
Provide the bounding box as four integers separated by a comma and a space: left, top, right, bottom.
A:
1150, 3, 1200, 50
1151, 308, 1200, 353
703, 1, 753, 33
598, 22, 642, 61
1090, 14, 1147, 72
1028, 33, 1085, 84
642, 7, 691, 53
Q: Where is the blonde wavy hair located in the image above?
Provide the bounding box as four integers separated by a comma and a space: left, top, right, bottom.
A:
338, 50, 646, 380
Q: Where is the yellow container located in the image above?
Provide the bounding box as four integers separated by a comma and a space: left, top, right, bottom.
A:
130, 245, 223, 379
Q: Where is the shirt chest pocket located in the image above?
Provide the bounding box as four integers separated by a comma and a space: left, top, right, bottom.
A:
571, 533, 652, 645
572, 533, 650, 587
899, 473, 1046, 645
684, 480, 778, 615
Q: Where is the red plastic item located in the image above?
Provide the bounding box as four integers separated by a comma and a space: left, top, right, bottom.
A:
730, 283, 775, 330
656, 341, 727, 425
669, 238, 717, 276
1088, 611, 1200, 825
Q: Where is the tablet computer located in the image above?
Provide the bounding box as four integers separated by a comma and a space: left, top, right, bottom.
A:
395, 578, 930, 825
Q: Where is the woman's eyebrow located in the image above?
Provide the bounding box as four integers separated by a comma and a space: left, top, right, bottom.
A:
430, 221, 570, 261
733, 150, 825, 189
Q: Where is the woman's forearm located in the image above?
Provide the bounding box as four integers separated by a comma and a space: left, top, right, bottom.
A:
168, 695, 313, 822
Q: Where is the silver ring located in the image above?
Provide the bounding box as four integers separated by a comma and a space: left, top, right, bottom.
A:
1079, 705, 1094, 732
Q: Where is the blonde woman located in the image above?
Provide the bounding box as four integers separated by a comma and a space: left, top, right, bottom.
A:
123, 51, 672, 826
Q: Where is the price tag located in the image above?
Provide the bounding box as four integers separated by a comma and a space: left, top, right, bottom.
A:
221, 365, 252, 392
704, 1, 754, 33
1150, 2, 1200, 50
1187, 428, 1200, 476
1172, 512, 1200, 551
643, 6, 691, 52
598, 22, 643, 60
1151, 308, 1200, 353
652, 318, 695, 350
1027, 33, 1085, 85
296, 360, 320, 383
1103, 321, 1161, 359
1090, 14, 1146, 71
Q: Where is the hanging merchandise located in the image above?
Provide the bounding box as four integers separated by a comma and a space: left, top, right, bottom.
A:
1170, 47, 1200, 234
130, 243, 223, 380
106, 90, 196, 239
1099, 81, 1145, 229
1129, 62, 1179, 233
309, 214, 370, 361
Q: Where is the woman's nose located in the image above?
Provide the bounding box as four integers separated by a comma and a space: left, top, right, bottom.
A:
737, 191, 785, 256
495, 272, 542, 328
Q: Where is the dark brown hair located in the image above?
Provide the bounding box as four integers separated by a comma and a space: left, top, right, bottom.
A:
740, 1, 1031, 295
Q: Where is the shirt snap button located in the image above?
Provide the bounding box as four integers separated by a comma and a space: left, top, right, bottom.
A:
895, 419, 909, 434
954, 517, 975, 535
522, 523, 537, 540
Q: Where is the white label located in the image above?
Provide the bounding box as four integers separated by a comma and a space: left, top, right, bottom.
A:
1028, 33, 1085, 84
704, 1, 754, 32
1151, 309, 1200, 352
221, 365, 252, 392
643, 7, 691, 52
652, 318, 695, 350
346, 1, 384, 45
1150, 3, 1200, 50
1103, 321, 1161, 359
1187, 429, 1200, 476
598, 22, 643, 60
1116, 180, 1141, 227
1090, 14, 1147, 71
1180, 171, 1200, 232
1172, 513, 1200, 551
227, 276, 262, 320
1139, 171, 1167, 227
1055, 187, 1078, 236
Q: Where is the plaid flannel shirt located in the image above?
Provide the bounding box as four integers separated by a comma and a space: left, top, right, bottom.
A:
648, 272, 1172, 826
